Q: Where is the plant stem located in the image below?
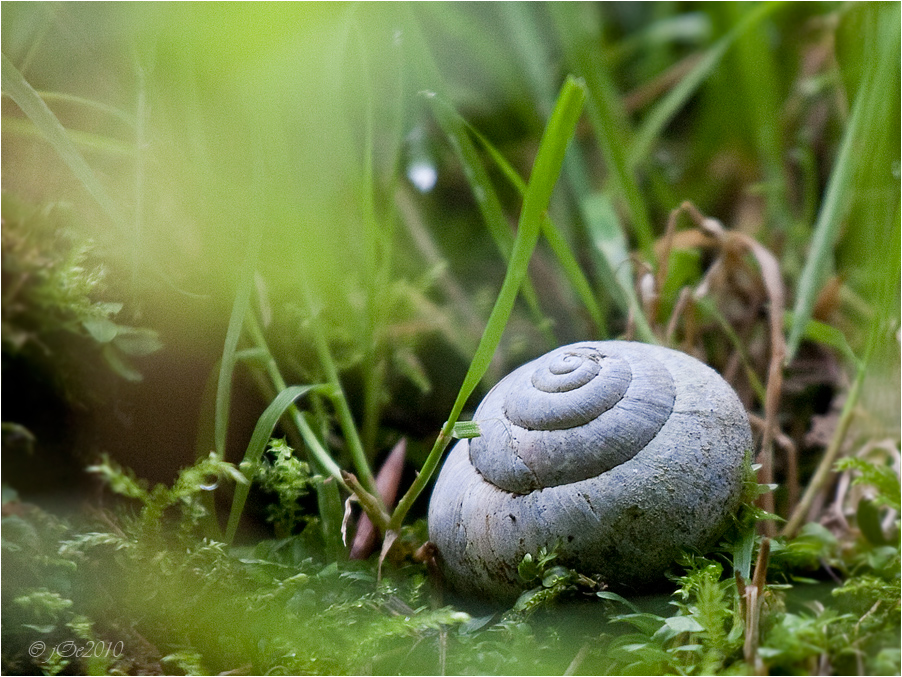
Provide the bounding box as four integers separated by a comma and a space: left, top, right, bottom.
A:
781, 359, 866, 539
300, 279, 380, 499
214, 225, 262, 460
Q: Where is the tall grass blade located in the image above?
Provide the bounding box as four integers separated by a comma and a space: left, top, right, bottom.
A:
432, 98, 606, 334
725, 2, 790, 231
583, 194, 657, 343
499, 2, 592, 201
447, 75, 586, 427
550, 4, 654, 257
194, 363, 224, 539
214, 226, 263, 460
2, 53, 124, 226
2, 117, 134, 157
427, 93, 556, 345
243, 312, 353, 550
786, 2, 900, 360
301, 277, 380, 498
225, 385, 318, 543
390, 75, 586, 529
629, 2, 784, 169
32, 90, 135, 126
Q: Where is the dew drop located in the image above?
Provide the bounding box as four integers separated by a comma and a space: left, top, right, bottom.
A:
199, 473, 220, 491
407, 161, 438, 192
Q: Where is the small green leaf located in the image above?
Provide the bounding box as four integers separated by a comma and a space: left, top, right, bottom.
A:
225, 385, 322, 543
837, 457, 902, 512
668, 643, 704, 654
82, 317, 118, 343
101, 344, 143, 382
733, 525, 756, 582
541, 565, 572, 588
518, 552, 539, 582
663, 615, 705, 634
112, 327, 163, 356
597, 590, 641, 614
785, 312, 860, 367
451, 420, 481, 439
612, 612, 666, 635
513, 586, 543, 611
857, 498, 890, 546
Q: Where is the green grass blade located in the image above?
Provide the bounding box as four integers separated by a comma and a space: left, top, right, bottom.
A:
1, 53, 124, 226
242, 312, 354, 546
390, 75, 586, 530
193, 361, 225, 539
32, 90, 135, 126
449, 75, 586, 423
427, 95, 516, 258
629, 2, 784, 169
301, 278, 380, 498
243, 313, 344, 480
786, 2, 900, 360
349, 12, 396, 463
214, 226, 263, 459
435, 99, 607, 334
725, 2, 790, 232
499, 2, 593, 201
784, 313, 860, 369
315, 472, 345, 561
550, 4, 654, 257
582, 194, 657, 343
225, 385, 318, 543
2, 117, 134, 157
539, 213, 607, 335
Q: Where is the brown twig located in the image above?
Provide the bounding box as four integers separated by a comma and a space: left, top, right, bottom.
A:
665, 286, 694, 347
741, 537, 771, 675
342, 470, 390, 532
747, 412, 799, 509
681, 202, 786, 536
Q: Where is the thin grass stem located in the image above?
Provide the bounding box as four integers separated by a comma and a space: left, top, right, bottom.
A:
781, 359, 866, 539
550, 4, 655, 258
427, 93, 558, 347
225, 384, 321, 543
390, 75, 586, 530
438, 101, 608, 335
300, 278, 380, 499
214, 226, 262, 460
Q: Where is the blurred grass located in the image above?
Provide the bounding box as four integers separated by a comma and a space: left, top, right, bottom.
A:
787, 1, 900, 360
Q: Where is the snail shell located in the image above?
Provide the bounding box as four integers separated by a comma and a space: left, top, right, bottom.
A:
427, 341, 752, 600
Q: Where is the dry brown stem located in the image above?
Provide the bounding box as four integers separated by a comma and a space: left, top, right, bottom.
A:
660, 202, 787, 535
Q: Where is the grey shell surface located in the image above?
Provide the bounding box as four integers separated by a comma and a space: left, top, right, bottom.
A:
427, 341, 752, 601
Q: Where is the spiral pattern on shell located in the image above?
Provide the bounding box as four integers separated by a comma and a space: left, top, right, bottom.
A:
428, 341, 752, 601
